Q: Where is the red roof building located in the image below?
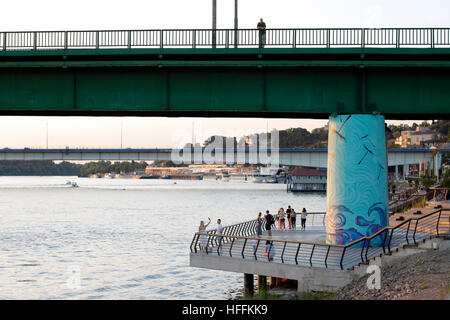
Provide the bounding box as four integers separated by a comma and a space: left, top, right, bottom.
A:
291, 167, 327, 177
288, 167, 327, 192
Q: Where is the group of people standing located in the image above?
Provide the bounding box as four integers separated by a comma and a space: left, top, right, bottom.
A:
257, 207, 308, 236
198, 217, 223, 253
196, 205, 309, 254
254, 207, 308, 261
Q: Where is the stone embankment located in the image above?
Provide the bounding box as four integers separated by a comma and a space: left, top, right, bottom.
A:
335, 249, 450, 300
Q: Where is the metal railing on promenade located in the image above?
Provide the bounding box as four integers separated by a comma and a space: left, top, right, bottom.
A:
190, 209, 444, 270
1, 28, 450, 51
388, 191, 432, 214
389, 188, 448, 214
194, 212, 326, 248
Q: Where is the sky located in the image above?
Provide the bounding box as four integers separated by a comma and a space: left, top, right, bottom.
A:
0, 0, 447, 148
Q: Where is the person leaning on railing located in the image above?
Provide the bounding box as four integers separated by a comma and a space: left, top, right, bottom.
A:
257, 18, 266, 48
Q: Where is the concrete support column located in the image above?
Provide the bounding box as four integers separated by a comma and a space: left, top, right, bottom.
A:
257, 275, 267, 293
395, 165, 399, 181
326, 114, 388, 246
269, 276, 277, 288
404, 164, 409, 180
243, 273, 254, 296
434, 153, 440, 182
419, 162, 422, 176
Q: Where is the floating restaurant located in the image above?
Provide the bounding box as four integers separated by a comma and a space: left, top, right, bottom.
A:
287, 167, 327, 192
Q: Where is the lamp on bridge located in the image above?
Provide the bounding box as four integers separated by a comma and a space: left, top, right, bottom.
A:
211, 0, 239, 48
212, 0, 217, 48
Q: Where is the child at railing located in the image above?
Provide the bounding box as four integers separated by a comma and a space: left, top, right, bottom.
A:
264, 240, 275, 261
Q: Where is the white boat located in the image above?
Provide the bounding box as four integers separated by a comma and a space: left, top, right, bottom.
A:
251, 167, 287, 183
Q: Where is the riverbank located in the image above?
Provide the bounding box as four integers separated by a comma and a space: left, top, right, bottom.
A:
335, 248, 450, 300
229, 248, 449, 300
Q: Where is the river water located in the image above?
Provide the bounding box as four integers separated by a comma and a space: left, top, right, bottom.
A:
0, 176, 326, 299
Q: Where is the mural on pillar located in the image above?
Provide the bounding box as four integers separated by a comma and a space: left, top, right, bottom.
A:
326, 114, 388, 247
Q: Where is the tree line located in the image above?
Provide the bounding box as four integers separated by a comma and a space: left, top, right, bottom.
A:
79, 160, 148, 176
0, 161, 81, 176
0, 160, 149, 176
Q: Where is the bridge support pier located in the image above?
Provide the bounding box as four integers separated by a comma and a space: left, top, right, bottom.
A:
326, 114, 389, 246
257, 275, 267, 293
243, 273, 254, 296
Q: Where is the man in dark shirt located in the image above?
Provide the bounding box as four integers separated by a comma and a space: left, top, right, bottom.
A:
257, 18, 266, 48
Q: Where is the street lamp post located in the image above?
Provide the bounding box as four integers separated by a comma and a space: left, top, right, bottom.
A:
212, 0, 217, 48
234, 0, 238, 48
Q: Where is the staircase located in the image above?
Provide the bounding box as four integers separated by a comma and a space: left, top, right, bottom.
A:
349, 207, 450, 272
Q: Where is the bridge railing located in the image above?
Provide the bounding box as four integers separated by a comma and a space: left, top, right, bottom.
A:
190, 209, 443, 270
1, 28, 450, 51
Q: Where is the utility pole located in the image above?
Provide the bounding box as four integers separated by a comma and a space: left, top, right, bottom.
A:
212, 0, 217, 48
234, 0, 238, 48
46, 122, 48, 149
192, 121, 195, 146
120, 122, 123, 149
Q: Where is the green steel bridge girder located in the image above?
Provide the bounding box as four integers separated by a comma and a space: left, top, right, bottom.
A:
0, 48, 449, 119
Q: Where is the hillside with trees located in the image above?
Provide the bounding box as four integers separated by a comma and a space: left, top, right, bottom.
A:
203, 120, 449, 150
203, 126, 328, 149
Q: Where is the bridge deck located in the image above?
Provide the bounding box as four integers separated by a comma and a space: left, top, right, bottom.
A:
1, 28, 450, 118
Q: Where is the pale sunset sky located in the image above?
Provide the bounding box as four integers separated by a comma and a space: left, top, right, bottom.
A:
0, 0, 447, 148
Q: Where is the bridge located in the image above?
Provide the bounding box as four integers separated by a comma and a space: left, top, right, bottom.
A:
0, 28, 450, 118
0, 147, 443, 168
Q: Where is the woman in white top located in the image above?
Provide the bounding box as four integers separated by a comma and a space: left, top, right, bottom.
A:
198, 218, 211, 252
301, 208, 307, 230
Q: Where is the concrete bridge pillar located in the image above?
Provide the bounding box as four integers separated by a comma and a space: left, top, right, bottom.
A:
257, 275, 267, 293
404, 164, 409, 180
395, 165, 399, 181
243, 273, 254, 296
326, 114, 389, 246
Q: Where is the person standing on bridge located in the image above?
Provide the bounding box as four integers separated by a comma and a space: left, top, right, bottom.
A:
257, 18, 266, 48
